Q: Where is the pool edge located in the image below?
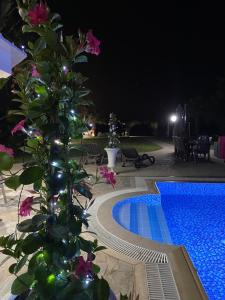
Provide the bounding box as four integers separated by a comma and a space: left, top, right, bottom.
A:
89, 184, 208, 300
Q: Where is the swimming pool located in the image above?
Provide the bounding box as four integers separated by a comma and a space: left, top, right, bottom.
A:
112, 182, 225, 300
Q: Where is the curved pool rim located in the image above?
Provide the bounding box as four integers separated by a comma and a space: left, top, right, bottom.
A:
112, 181, 225, 300
88, 185, 208, 300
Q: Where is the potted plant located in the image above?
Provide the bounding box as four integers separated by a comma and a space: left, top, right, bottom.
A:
105, 113, 120, 170
0, 1, 116, 299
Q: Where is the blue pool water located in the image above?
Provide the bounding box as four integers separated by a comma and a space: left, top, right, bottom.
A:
112, 182, 225, 300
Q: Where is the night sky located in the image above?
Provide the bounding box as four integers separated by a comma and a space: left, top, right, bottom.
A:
1, 1, 225, 129
49, 1, 225, 124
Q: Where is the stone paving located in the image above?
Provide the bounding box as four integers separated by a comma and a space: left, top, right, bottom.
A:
0, 140, 225, 298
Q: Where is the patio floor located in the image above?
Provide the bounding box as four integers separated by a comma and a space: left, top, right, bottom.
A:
0, 140, 224, 299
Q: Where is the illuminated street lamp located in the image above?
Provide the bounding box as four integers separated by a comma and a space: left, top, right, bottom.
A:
167, 114, 178, 137
0, 34, 27, 78
170, 114, 178, 123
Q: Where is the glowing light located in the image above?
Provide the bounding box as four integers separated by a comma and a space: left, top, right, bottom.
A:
37, 253, 44, 260
89, 123, 93, 127
37, 94, 40, 98
51, 161, 58, 167
54, 139, 62, 145
83, 210, 87, 216
47, 274, 56, 284
70, 109, 75, 114
63, 65, 68, 73
59, 189, 65, 194
21, 45, 25, 50
57, 173, 63, 179
170, 115, 177, 123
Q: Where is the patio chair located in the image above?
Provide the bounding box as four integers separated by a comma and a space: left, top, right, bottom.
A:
121, 148, 155, 168
82, 143, 106, 165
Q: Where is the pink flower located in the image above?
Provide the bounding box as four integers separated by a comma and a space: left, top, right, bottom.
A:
0, 144, 14, 157
99, 166, 116, 188
99, 166, 108, 177
75, 256, 93, 278
105, 171, 116, 187
28, 2, 48, 26
85, 30, 101, 56
11, 119, 26, 135
31, 65, 40, 77
19, 196, 34, 217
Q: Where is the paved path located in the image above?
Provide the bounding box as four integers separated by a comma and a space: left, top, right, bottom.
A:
0, 139, 225, 298
115, 140, 225, 179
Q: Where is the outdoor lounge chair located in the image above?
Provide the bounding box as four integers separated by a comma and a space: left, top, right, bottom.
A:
121, 148, 155, 168
193, 135, 210, 161
82, 143, 106, 165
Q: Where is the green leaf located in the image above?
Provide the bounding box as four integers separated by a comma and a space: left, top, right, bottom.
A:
17, 219, 41, 233
0, 78, 9, 89
22, 234, 43, 255
49, 225, 68, 240
20, 166, 44, 185
51, 13, 61, 22
69, 219, 82, 235
27, 138, 39, 149
9, 263, 17, 274
34, 85, 48, 98
74, 55, 88, 63
11, 272, 34, 295
15, 255, 28, 274
93, 263, 101, 274
1, 249, 15, 257
0, 152, 13, 171
43, 29, 58, 48
97, 278, 110, 300
28, 41, 34, 49
5, 175, 21, 190
32, 214, 48, 227
28, 251, 46, 273
33, 179, 42, 192
72, 170, 88, 184
56, 280, 83, 299
74, 184, 92, 200
0, 235, 10, 248
9, 255, 28, 274
78, 236, 93, 253
94, 245, 107, 252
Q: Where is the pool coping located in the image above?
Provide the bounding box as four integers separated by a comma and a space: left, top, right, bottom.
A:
89, 178, 209, 300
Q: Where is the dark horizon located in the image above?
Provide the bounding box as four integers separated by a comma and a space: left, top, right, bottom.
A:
1, 1, 225, 134
49, 2, 225, 125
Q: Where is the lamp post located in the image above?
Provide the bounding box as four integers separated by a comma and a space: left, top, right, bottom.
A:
167, 114, 177, 138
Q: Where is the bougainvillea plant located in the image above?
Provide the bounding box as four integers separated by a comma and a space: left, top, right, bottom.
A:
107, 113, 120, 148
0, 1, 114, 299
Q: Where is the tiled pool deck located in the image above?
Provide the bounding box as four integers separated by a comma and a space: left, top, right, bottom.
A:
1, 141, 225, 299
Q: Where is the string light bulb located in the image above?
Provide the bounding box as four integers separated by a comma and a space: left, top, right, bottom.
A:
54, 139, 62, 145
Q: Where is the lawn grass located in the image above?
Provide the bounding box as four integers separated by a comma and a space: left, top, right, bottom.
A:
72, 136, 161, 152
14, 136, 161, 163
